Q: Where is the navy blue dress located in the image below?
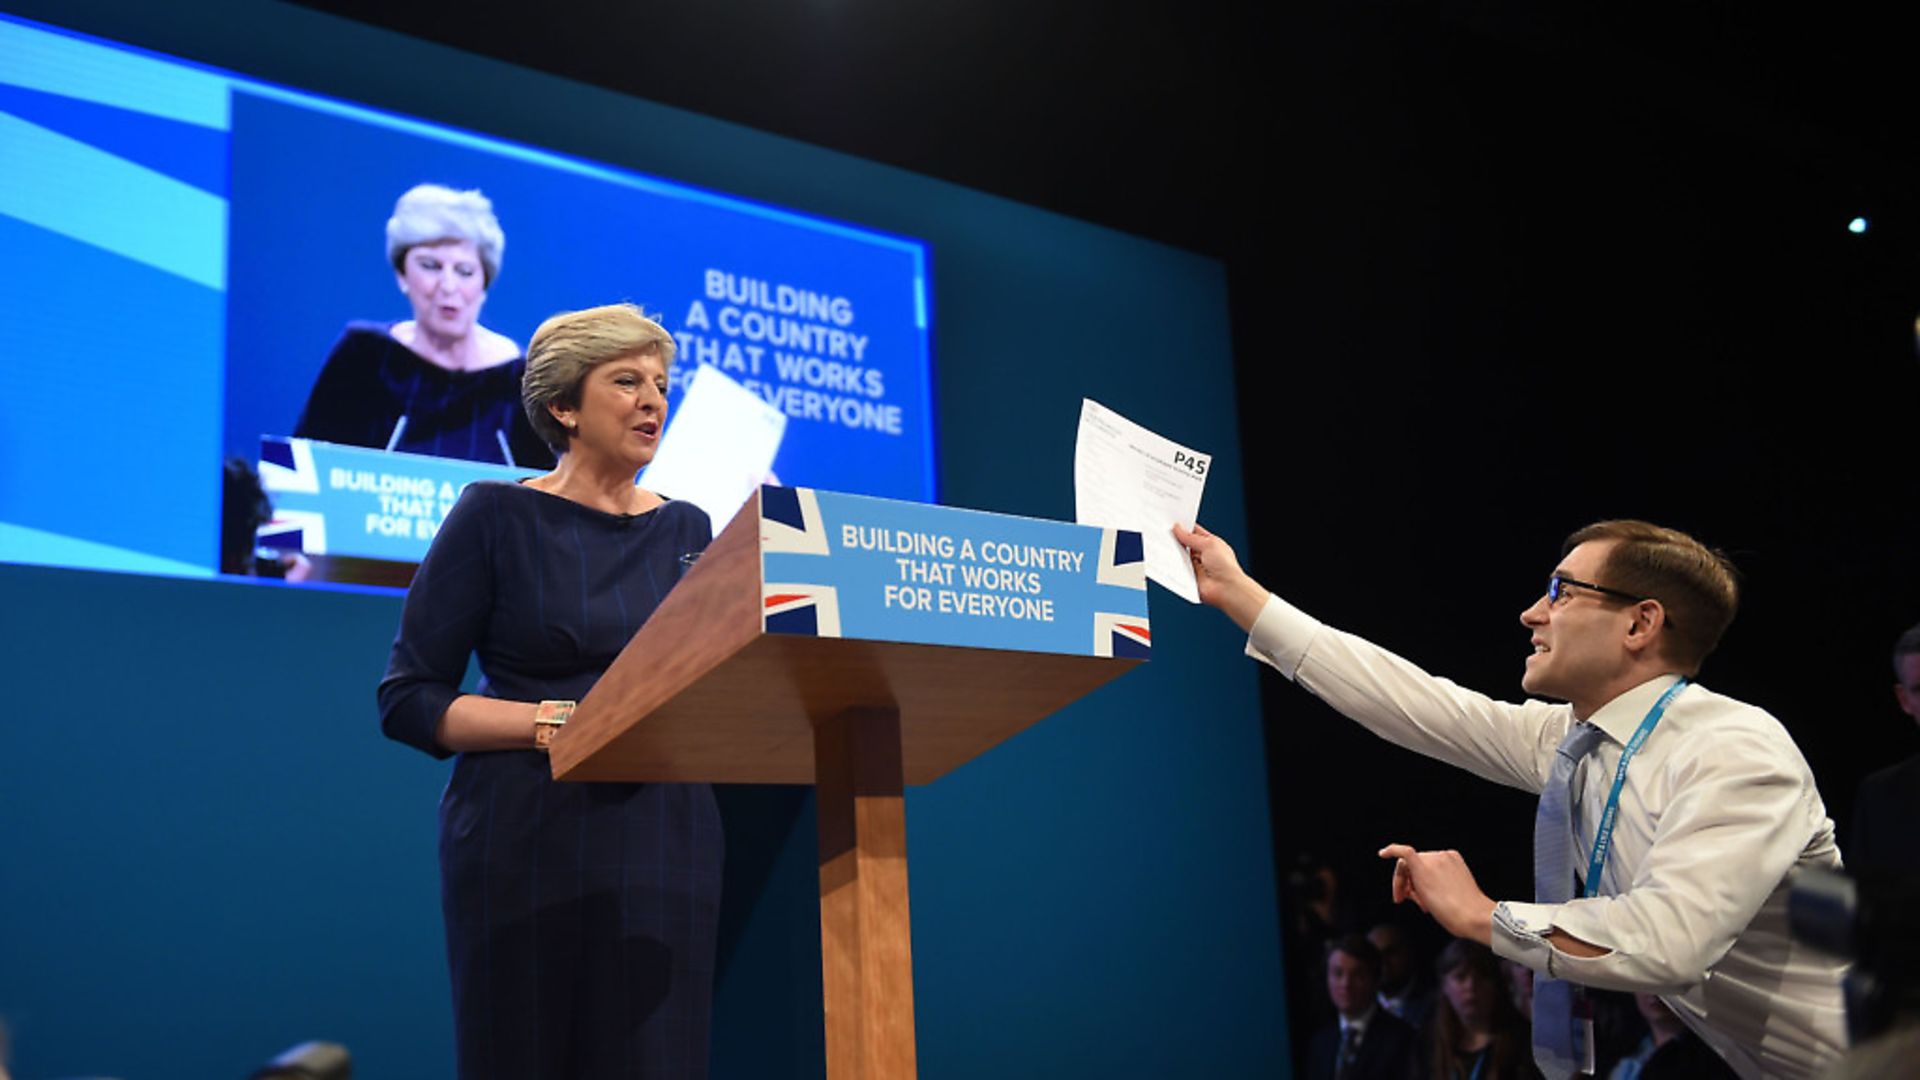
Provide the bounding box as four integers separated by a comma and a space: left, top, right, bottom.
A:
379, 481, 722, 1079
297, 322, 556, 469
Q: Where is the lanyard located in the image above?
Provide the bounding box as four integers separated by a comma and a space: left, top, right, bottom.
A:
1454, 1049, 1487, 1080
1581, 676, 1689, 897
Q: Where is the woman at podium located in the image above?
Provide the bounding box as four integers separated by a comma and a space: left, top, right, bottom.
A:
294, 183, 553, 468
378, 303, 720, 1078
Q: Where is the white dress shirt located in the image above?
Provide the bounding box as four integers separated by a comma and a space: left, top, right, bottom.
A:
1246, 593, 1847, 1080
1339, 1002, 1377, 1043
1335, 1004, 1375, 1077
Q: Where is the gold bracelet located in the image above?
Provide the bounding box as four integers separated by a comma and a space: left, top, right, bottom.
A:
533, 699, 575, 752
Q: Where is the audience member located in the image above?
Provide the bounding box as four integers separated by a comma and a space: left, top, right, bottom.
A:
1287, 852, 1361, 1067
1588, 991, 1652, 1080
1501, 957, 1533, 1022
1425, 939, 1540, 1080
1849, 622, 1920, 875
1306, 934, 1419, 1080
1609, 993, 1737, 1079
1371, 922, 1437, 1029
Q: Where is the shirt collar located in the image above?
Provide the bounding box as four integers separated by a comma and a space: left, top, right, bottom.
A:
1583, 673, 1689, 744
1340, 1003, 1378, 1034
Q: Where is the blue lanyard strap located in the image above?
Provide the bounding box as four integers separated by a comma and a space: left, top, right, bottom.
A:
1581, 676, 1689, 897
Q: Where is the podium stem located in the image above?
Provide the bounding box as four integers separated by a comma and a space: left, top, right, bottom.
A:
814, 705, 918, 1080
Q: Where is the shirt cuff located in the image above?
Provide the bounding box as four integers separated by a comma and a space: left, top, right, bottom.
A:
1491, 900, 1561, 975
1242, 593, 1322, 679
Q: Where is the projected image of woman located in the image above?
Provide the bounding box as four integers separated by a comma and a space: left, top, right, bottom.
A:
379, 304, 720, 1078
294, 183, 555, 468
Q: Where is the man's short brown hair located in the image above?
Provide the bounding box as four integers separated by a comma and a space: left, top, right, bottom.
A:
1564, 520, 1739, 674
1325, 933, 1383, 979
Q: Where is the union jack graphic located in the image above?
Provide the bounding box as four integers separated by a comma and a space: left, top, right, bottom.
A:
256, 509, 328, 554
760, 486, 830, 556
1092, 612, 1151, 659
256, 438, 326, 552
258, 437, 320, 495
1095, 527, 1147, 590
764, 582, 843, 637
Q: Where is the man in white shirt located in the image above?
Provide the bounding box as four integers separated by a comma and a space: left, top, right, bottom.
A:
1173, 519, 1847, 1079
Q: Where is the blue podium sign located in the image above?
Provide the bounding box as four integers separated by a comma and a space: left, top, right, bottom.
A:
256, 437, 536, 560
757, 487, 1150, 659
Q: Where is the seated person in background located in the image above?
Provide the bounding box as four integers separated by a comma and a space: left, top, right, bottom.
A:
294, 183, 553, 468
1589, 991, 1655, 1080
1427, 939, 1540, 1080
1848, 621, 1920, 876
1372, 921, 1437, 1029
1504, 966, 1653, 1079
1610, 993, 1737, 1080
1287, 852, 1360, 1051
1501, 957, 1534, 1021
1308, 934, 1418, 1080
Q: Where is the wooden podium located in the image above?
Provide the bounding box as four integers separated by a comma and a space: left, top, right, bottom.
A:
549, 487, 1150, 1079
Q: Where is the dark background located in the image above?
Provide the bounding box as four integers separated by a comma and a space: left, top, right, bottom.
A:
301, 0, 1920, 1037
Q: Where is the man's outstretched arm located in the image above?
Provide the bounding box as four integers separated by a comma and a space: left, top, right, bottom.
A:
1174, 521, 1561, 794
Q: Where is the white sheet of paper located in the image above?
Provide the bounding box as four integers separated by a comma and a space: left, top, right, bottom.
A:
1073, 398, 1210, 603
639, 364, 787, 531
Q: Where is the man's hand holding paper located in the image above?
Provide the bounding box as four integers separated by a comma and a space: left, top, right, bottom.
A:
1073, 398, 1211, 602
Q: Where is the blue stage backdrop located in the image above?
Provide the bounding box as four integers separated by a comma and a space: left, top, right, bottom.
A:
0, 2, 1285, 1078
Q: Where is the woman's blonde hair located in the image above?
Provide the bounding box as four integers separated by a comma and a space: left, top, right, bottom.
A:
522, 303, 677, 454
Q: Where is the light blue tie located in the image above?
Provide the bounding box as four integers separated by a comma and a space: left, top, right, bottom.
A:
1532, 720, 1604, 1080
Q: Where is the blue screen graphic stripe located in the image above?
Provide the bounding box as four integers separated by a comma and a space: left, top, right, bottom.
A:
0, 17, 230, 129
0, 112, 226, 289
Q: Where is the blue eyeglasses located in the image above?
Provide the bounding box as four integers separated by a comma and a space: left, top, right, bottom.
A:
1547, 574, 1647, 606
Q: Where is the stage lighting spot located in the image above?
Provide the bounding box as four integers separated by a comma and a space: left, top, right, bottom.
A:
1849, 217, 1868, 234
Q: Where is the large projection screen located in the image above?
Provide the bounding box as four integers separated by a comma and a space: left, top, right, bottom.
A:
0, 13, 935, 588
